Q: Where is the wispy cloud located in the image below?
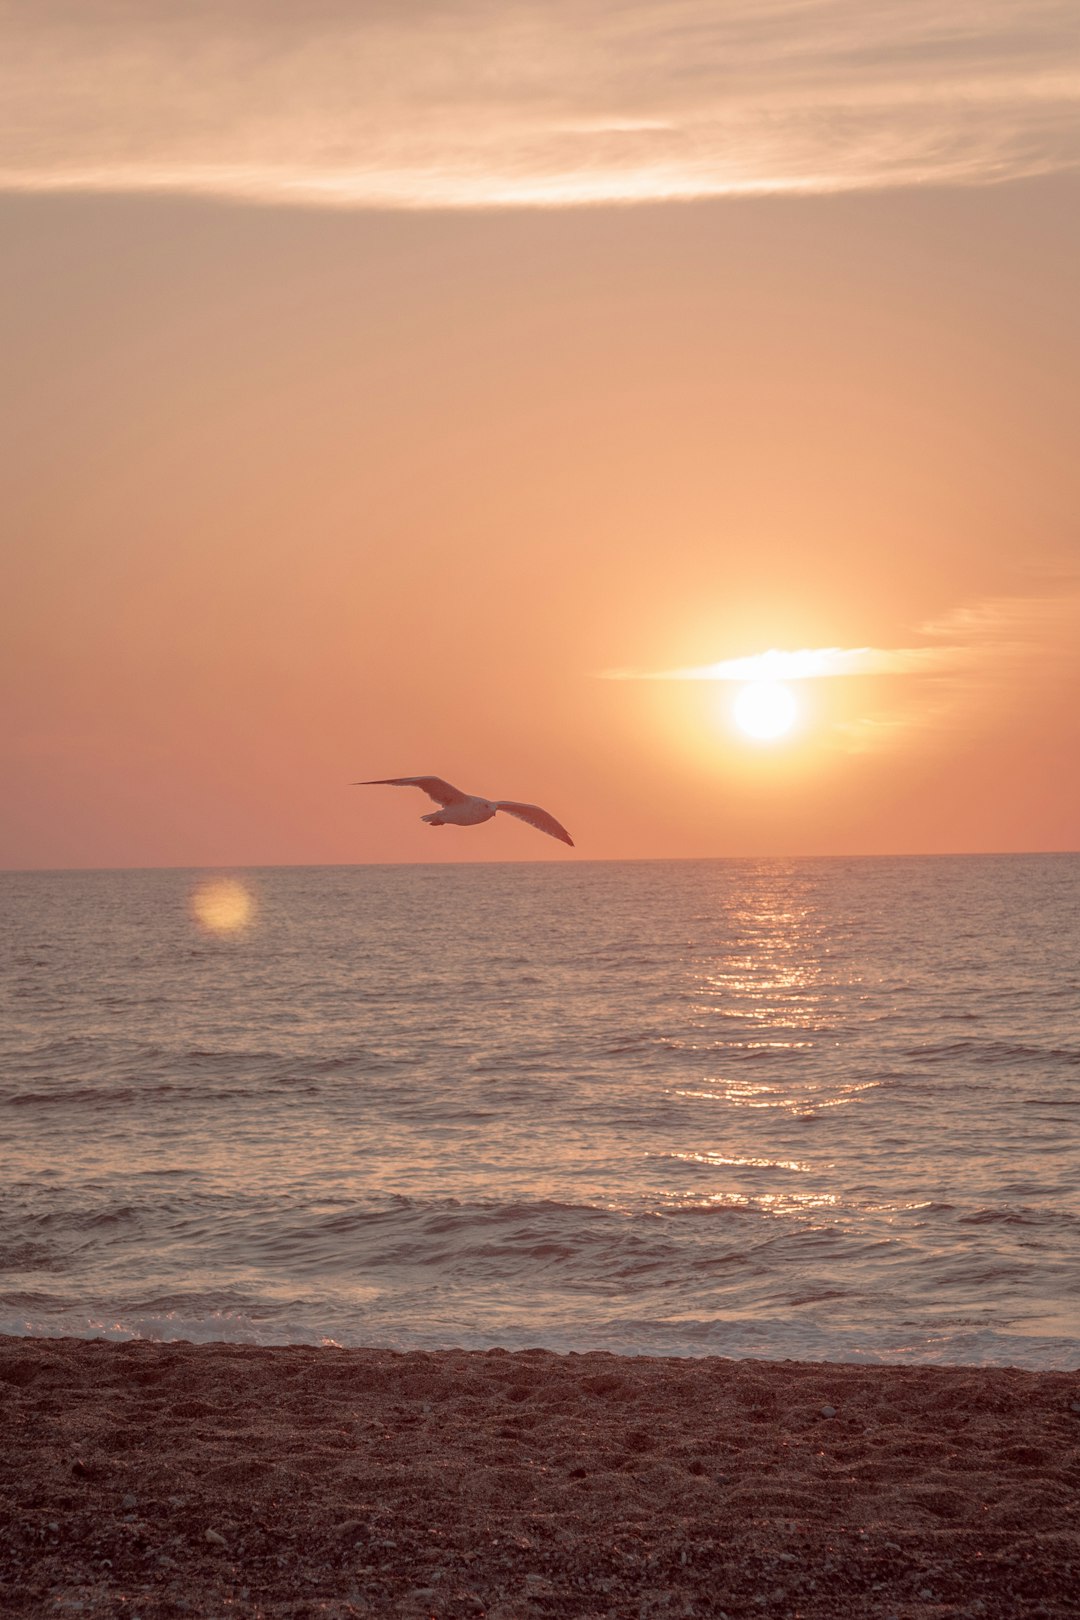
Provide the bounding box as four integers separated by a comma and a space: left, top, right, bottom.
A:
1, 2, 1077, 208
599, 646, 972, 682
917, 589, 1080, 650
601, 581, 1080, 752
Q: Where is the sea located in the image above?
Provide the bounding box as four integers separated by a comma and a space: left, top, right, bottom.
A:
2, 856, 1078, 1368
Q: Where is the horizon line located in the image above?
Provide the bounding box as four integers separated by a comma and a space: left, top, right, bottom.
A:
3, 848, 1077, 877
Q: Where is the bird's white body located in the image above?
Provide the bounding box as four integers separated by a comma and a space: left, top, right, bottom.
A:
422, 796, 496, 828
356, 776, 573, 847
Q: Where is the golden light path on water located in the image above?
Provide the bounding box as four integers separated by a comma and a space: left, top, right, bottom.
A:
190, 877, 256, 934
660, 1150, 817, 1173
657, 864, 886, 1217
672, 1080, 882, 1112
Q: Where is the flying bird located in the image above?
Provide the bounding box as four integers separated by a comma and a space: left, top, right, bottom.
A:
356, 776, 574, 847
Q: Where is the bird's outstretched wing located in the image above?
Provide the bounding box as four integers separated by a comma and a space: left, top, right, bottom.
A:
496, 801, 574, 846
356, 777, 468, 807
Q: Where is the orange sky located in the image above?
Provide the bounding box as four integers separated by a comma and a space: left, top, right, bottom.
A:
3, 4, 1079, 867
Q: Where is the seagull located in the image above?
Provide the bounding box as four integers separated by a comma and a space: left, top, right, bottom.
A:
356, 776, 574, 847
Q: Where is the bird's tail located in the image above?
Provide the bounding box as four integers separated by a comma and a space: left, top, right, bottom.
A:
422, 812, 444, 826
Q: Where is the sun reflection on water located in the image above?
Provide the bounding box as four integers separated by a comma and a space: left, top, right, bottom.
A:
656, 1189, 845, 1217
677, 869, 874, 1121
659, 1149, 816, 1172
673, 1078, 880, 1112
694, 886, 829, 1004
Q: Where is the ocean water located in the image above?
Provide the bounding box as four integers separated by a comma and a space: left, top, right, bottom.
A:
1, 855, 1078, 1368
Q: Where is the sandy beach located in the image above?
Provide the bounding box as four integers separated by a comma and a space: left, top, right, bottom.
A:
1, 1337, 1077, 1618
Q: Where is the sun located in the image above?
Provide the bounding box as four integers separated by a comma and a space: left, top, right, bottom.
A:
733, 679, 798, 741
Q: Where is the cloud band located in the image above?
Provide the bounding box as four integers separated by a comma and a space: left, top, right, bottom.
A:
2, 2, 1077, 208
599, 647, 972, 682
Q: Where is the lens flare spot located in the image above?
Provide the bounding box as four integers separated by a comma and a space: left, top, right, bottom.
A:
733, 679, 798, 741
191, 877, 255, 934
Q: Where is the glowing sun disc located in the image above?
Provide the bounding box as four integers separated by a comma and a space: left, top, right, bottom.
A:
734, 680, 797, 741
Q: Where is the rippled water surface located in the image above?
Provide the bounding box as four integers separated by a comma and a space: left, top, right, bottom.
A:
2, 856, 1078, 1366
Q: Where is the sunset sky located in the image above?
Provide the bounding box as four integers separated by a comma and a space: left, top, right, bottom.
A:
3, 1, 1079, 867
